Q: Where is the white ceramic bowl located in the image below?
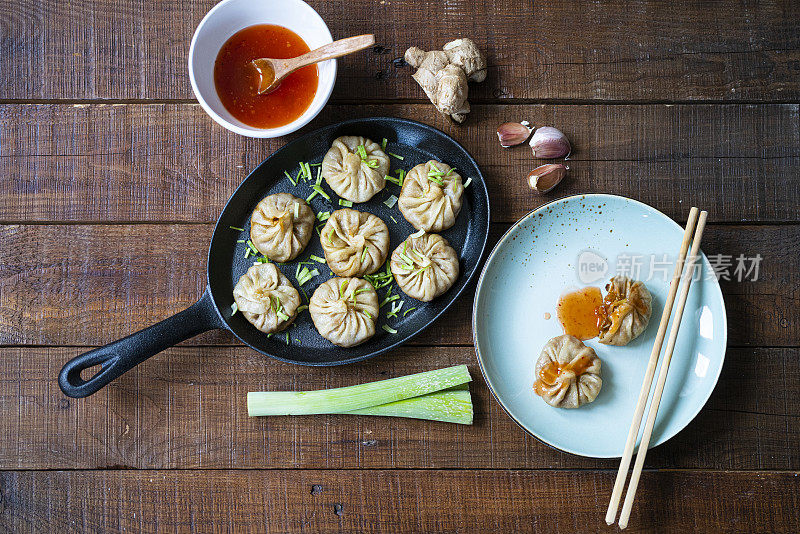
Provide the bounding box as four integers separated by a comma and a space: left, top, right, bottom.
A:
188, 0, 336, 138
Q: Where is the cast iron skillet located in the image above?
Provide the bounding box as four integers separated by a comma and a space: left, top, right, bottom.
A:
59, 117, 490, 398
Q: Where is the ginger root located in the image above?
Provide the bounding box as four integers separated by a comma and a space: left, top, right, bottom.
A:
404, 38, 487, 123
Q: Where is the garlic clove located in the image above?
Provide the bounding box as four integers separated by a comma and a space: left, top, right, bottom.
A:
529, 126, 571, 159
496, 121, 533, 148
528, 164, 568, 194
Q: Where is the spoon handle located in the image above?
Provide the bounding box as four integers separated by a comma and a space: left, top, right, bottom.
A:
289, 34, 375, 69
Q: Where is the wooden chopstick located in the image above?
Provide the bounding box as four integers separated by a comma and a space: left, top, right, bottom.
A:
605, 206, 700, 525
617, 210, 708, 529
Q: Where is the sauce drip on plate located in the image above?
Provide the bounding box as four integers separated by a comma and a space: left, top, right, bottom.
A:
533, 354, 594, 396
556, 286, 603, 340
214, 24, 318, 129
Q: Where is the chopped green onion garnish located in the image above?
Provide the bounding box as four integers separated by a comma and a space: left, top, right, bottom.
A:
285, 333, 290, 345
297, 305, 309, 313
395, 169, 406, 185
327, 229, 334, 246
231, 302, 239, 315
381, 138, 388, 151
410, 228, 425, 238
246, 240, 260, 255
284, 170, 297, 186
229, 225, 245, 231
306, 191, 319, 202
357, 145, 368, 160
427, 175, 445, 186
339, 199, 353, 207
388, 152, 404, 160
312, 185, 331, 201
386, 300, 404, 318
316, 166, 322, 185
316, 211, 330, 222
379, 293, 400, 308
305, 162, 313, 181
363, 159, 380, 168
385, 175, 400, 186
309, 162, 322, 166
244, 247, 251, 258
297, 267, 320, 286
361, 309, 373, 319
463, 177, 472, 188
294, 203, 300, 218
296, 168, 303, 183
382, 325, 398, 334
361, 246, 369, 263
403, 307, 416, 316
310, 254, 326, 263
237, 239, 245, 243
383, 195, 398, 208
390, 215, 398, 224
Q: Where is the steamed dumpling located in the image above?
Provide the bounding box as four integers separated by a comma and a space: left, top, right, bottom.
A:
321, 208, 390, 277
391, 233, 459, 302
250, 193, 315, 262
233, 263, 301, 334
321, 136, 390, 202
597, 276, 653, 346
398, 160, 464, 232
309, 278, 380, 347
533, 335, 602, 409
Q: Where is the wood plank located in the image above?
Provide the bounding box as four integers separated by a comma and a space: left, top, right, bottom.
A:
2, 1, 799, 101
2, 103, 798, 223
0, 223, 796, 347
0, 469, 797, 533
0, 346, 796, 470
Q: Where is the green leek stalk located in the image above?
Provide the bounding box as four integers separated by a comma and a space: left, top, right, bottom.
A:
247, 365, 471, 417
345, 385, 472, 424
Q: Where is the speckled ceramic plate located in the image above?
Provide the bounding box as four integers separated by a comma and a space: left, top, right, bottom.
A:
473, 194, 727, 458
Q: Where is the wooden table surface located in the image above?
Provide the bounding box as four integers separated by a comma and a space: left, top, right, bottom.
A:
1, 0, 799, 532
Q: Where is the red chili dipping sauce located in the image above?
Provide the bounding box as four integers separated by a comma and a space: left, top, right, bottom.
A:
214, 24, 318, 129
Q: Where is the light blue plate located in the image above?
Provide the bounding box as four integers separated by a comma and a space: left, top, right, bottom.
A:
473, 194, 727, 458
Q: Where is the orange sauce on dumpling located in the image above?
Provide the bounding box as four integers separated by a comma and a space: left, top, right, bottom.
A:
556, 287, 603, 340
533, 355, 594, 397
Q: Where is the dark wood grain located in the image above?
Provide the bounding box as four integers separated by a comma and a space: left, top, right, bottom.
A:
1, 469, 798, 533
0, 223, 796, 347
0, 345, 796, 471
1, 103, 798, 223
1, 1, 799, 102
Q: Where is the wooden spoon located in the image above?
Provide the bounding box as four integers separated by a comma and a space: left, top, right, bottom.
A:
251, 34, 375, 94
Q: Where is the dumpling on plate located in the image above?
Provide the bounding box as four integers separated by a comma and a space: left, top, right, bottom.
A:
233, 263, 301, 334
309, 277, 380, 347
390, 233, 459, 302
321, 136, 390, 202
250, 193, 315, 262
398, 160, 464, 233
533, 334, 602, 409
596, 276, 653, 346
320, 208, 390, 277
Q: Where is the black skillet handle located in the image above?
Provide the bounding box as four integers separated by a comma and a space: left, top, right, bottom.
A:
58, 287, 224, 398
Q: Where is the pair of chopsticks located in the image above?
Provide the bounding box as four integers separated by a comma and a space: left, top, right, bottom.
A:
605, 207, 708, 529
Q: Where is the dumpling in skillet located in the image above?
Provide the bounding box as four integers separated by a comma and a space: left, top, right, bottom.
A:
533, 334, 602, 409
233, 263, 301, 334
320, 208, 390, 277
398, 160, 464, 232
321, 136, 390, 202
596, 276, 653, 346
309, 278, 380, 347
390, 233, 459, 302
250, 193, 315, 262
